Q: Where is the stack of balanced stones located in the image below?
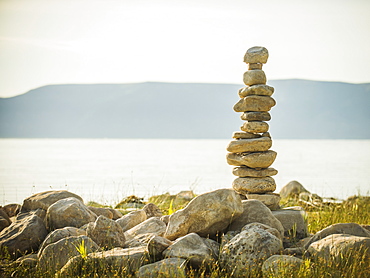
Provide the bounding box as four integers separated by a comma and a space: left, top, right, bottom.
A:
226, 46, 280, 210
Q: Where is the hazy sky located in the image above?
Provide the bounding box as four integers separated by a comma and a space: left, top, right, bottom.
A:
1, 0, 369, 97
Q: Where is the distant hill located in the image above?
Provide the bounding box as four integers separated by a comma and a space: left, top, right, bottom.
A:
0, 80, 369, 139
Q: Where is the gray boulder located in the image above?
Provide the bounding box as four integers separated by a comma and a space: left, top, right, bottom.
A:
262, 255, 304, 277
116, 209, 147, 232
46, 197, 97, 231
137, 258, 187, 278
279, 181, 309, 199
164, 189, 243, 240
272, 208, 308, 239
0, 214, 47, 258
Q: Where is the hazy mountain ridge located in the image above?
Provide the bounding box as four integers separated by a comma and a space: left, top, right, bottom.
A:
1, 80, 369, 139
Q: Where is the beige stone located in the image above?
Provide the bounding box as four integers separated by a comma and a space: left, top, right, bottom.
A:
243, 70, 266, 86
262, 255, 304, 277
233, 177, 276, 194
226, 137, 272, 153
243, 46, 269, 64
248, 63, 263, 70
227, 150, 277, 168
279, 180, 310, 199
233, 167, 278, 177
233, 95, 276, 112
238, 85, 274, 98
232, 131, 261, 139
246, 193, 281, 210
262, 132, 271, 138
241, 121, 269, 133
241, 111, 271, 121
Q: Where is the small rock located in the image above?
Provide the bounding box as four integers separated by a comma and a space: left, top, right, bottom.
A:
279, 181, 310, 199
233, 177, 276, 194
137, 258, 187, 278
233, 166, 278, 178
243, 70, 267, 86
88, 206, 113, 219
226, 137, 272, 153
107, 208, 123, 220
238, 84, 274, 98
0, 208, 11, 231
244, 46, 269, 64
227, 150, 277, 168
246, 193, 281, 210
262, 255, 304, 277
234, 95, 276, 112
116, 209, 147, 232
232, 131, 261, 139
241, 121, 269, 133
2, 203, 21, 217
125, 217, 166, 240
272, 209, 309, 240
143, 203, 163, 218
147, 235, 173, 261
241, 111, 271, 121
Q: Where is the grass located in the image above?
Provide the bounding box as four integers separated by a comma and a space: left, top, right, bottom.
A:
1, 194, 369, 277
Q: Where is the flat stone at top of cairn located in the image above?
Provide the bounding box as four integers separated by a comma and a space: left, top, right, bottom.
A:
227, 46, 280, 210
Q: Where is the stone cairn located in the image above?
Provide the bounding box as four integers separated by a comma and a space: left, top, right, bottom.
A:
226, 46, 280, 210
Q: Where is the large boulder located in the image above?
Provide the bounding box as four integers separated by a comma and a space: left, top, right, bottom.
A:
272, 208, 308, 240
0, 214, 47, 258
21, 190, 83, 212
164, 189, 243, 240
116, 209, 147, 232
262, 255, 304, 277
86, 215, 126, 249
279, 181, 309, 199
304, 222, 370, 249
137, 258, 187, 278
163, 233, 219, 268
37, 235, 100, 276
220, 224, 282, 277
228, 199, 284, 236
46, 197, 97, 231
125, 217, 167, 240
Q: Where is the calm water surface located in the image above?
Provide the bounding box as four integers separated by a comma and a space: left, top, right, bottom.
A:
0, 139, 369, 206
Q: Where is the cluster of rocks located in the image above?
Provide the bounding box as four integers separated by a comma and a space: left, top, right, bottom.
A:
227, 46, 280, 210
1, 188, 369, 277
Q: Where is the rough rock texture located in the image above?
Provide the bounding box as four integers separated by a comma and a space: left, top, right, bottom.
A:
233, 177, 276, 194
279, 181, 310, 199
228, 199, 284, 236
272, 209, 308, 239
241, 121, 269, 133
232, 131, 261, 139
246, 193, 281, 210
164, 189, 243, 240
163, 233, 219, 268
88, 206, 113, 219
86, 215, 126, 249
227, 151, 277, 168
107, 208, 123, 220
248, 63, 263, 70
241, 111, 271, 121
0, 214, 48, 258
38, 226, 86, 255
0, 208, 11, 232
243, 70, 267, 86
143, 203, 163, 218
262, 255, 304, 277
226, 137, 272, 153
21, 190, 83, 212
238, 85, 274, 98
233, 167, 278, 178
137, 258, 187, 278
242, 222, 282, 241
220, 224, 282, 277
15, 208, 46, 222
116, 210, 147, 232
307, 234, 370, 261
147, 235, 173, 260
2, 204, 21, 218
37, 235, 100, 275
46, 197, 97, 231
125, 217, 166, 240
233, 95, 276, 112
243, 46, 269, 64
304, 222, 370, 249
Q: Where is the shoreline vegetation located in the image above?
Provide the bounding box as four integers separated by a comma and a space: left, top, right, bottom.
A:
0, 187, 369, 277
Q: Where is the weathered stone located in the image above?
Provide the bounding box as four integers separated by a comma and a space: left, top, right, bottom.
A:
0, 208, 11, 232
38, 226, 86, 255
2, 203, 21, 217
38, 235, 100, 276
88, 206, 113, 219
248, 63, 263, 70
86, 215, 126, 249
46, 197, 97, 231
15, 208, 46, 222
164, 189, 243, 240
125, 232, 159, 248
227, 151, 277, 168
241, 121, 269, 133
21, 190, 83, 212
304, 222, 370, 249
160, 214, 170, 225
279, 180, 310, 199
220, 225, 282, 277
246, 193, 281, 210
272, 209, 308, 239
234, 95, 276, 112
228, 199, 284, 236
243, 70, 267, 86
232, 131, 261, 139
262, 255, 304, 277
262, 132, 271, 138
137, 258, 187, 278
143, 203, 163, 218
116, 209, 147, 232
233, 177, 276, 194
163, 233, 219, 268
239, 84, 274, 98
147, 235, 173, 260
226, 137, 272, 153
125, 217, 166, 240
233, 166, 278, 177
244, 46, 269, 64
241, 111, 271, 121
15, 253, 38, 269
0, 214, 47, 258
242, 222, 282, 241
307, 234, 370, 261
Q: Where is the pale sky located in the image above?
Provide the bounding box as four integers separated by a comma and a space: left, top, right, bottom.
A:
1, 0, 369, 97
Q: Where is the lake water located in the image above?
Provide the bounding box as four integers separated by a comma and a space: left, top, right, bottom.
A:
0, 139, 369, 206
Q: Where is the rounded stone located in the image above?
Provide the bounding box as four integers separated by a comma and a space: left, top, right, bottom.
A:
248, 63, 263, 70
232, 131, 261, 139
226, 137, 272, 153
233, 177, 276, 194
243, 70, 266, 86
246, 193, 281, 210
233, 167, 278, 178
233, 95, 276, 113
226, 150, 277, 168
241, 121, 269, 133
238, 85, 274, 98
241, 111, 271, 121
243, 46, 269, 64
